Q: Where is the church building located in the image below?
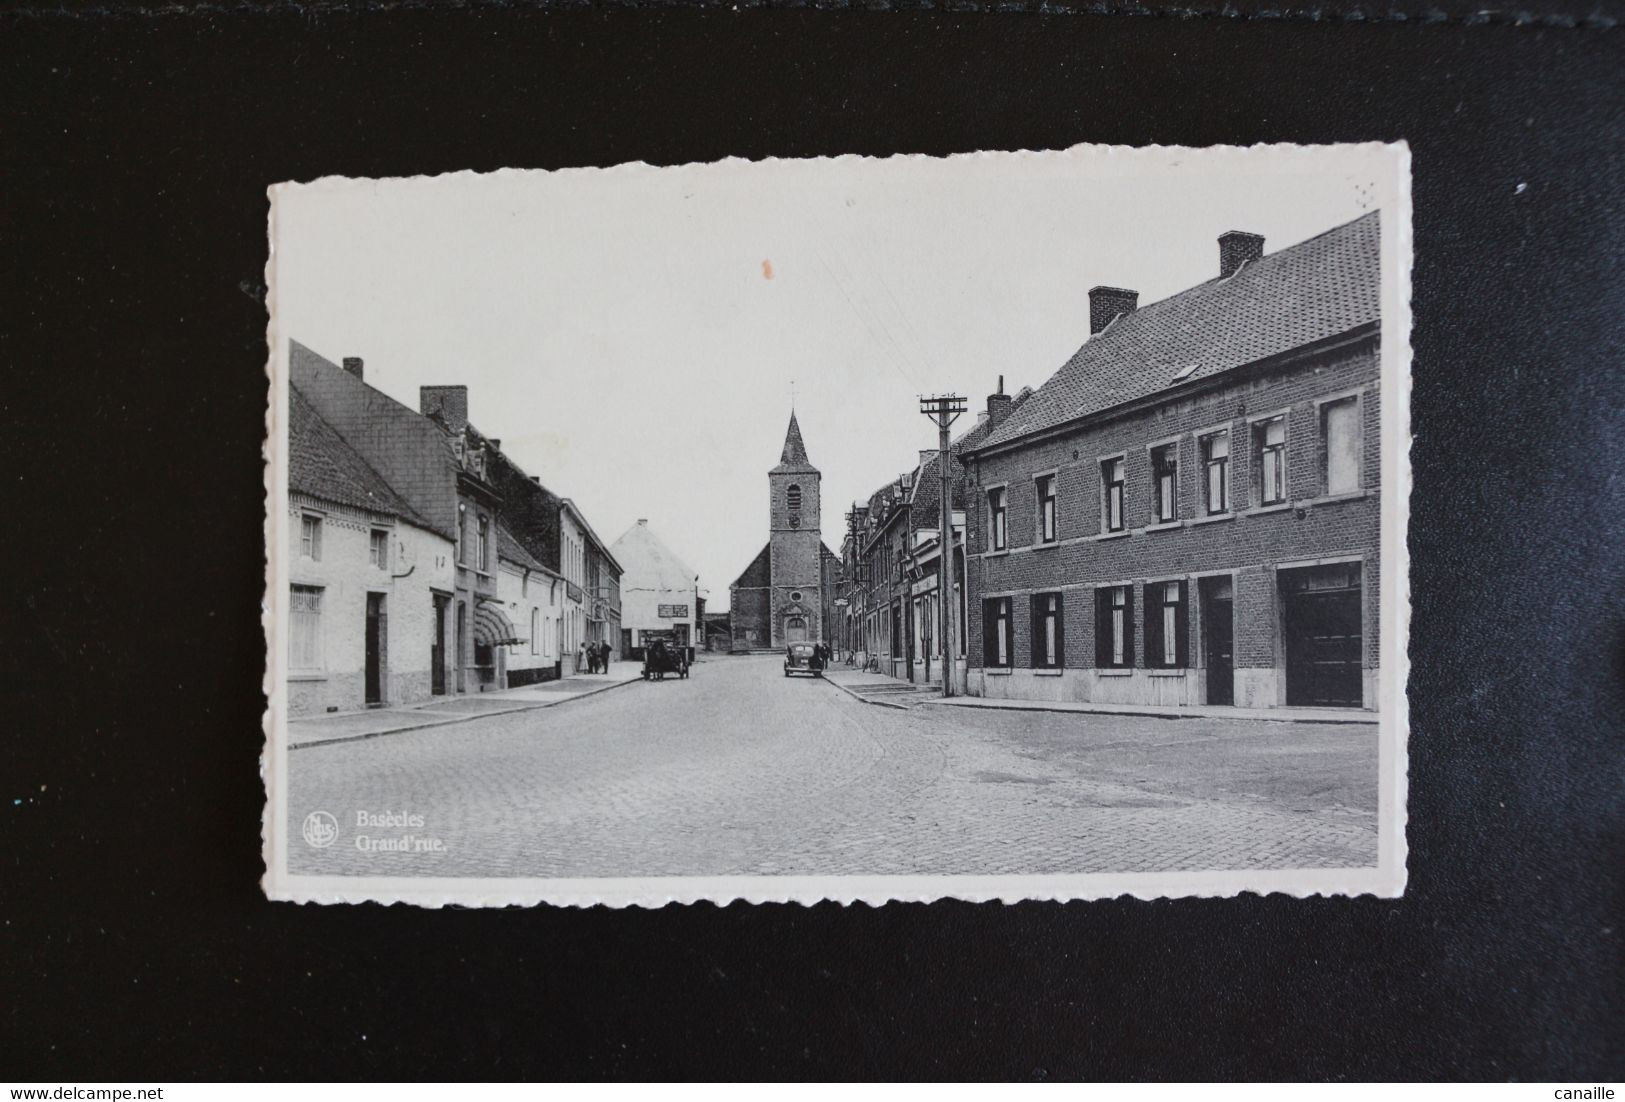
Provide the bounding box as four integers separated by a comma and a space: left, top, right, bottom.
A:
728, 412, 841, 652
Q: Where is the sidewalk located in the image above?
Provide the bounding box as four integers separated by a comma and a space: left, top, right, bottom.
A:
822, 667, 946, 710
287, 660, 646, 748
823, 667, 1375, 724
924, 695, 1377, 725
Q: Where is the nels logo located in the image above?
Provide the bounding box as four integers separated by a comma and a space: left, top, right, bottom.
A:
301, 810, 339, 849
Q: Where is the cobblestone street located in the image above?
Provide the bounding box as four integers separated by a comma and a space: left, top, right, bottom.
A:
286, 654, 1378, 878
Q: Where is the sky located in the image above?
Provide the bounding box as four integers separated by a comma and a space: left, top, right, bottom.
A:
273, 144, 1389, 610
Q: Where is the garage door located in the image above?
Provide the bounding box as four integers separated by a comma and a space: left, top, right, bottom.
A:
1281, 563, 1363, 707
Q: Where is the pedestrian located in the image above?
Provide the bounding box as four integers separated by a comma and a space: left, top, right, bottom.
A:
598, 640, 612, 672
577, 641, 588, 674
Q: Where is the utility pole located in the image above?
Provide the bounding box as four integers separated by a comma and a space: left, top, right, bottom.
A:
920, 394, 967, 697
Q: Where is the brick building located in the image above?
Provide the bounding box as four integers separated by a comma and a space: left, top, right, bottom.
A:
961, 213, 1382, 710
728, 412, 840, 651
839, 382, 1024, 686
458, 412, 624, 676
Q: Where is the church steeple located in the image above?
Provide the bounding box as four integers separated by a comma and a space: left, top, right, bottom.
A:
773, 411, 815, 473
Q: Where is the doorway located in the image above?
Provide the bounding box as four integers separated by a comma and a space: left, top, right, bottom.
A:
785, 616, 807, 643
365, 593, 386, 706
1200, 576, 1234, 706
455, 601, 467, 693
431, 595, 448, 695
1281, 563, 1363, 707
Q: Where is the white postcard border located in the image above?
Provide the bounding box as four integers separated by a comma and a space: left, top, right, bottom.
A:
261, 140, 1412, 908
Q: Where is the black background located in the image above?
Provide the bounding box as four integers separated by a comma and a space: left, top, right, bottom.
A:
4, 3, 1622, 1082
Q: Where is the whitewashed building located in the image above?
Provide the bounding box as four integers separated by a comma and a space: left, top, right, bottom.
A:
285, 384, 457, 717
495, 523, 566, 687
610, 519, 701, 659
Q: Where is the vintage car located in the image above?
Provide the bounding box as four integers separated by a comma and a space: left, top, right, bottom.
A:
784, 642, 825, 678
641, 639, 689, 681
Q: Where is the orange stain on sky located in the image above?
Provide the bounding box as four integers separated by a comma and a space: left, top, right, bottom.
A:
761, 259, 774, 280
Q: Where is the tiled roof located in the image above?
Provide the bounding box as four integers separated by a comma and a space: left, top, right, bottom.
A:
611, 521, 700, 592
288, 385, 432, 529
978, 212, 1380, 452
731, 543, 772, 589
497, 522, 550, 574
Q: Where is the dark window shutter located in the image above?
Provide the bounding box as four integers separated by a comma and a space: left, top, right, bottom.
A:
1094, 589, 1107, 668
1176, 581, 1190, 668
1144, 583, 1160, 668
983, 598, 998, 667
1125, 587, 1135, 669
1029, 595, 1042, 667
1055, 593, 1065, 669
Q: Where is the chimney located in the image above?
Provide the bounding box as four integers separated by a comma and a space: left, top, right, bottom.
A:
637, 518, 648, 526
419, 385, 469, 433
986, 374, 1013, 429
1219, 231, 1265, 278
341, 357, 364, 381
1089, 287, 1138, 335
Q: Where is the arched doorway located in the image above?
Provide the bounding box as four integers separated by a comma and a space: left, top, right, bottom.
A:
785, 616, 808, 643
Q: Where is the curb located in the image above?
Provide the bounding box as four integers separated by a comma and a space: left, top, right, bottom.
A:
916, 698, 1378, 725
822, 676, 912, 711
288, 675, 645, 750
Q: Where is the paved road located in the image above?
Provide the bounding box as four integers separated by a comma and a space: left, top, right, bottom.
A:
286, 655, 1378, 878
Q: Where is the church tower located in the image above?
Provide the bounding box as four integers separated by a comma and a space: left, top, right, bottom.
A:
768, 411, 823, 647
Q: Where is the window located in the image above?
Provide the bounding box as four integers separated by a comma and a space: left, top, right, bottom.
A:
300, 515, 322, 561
787, 484, 802, 512
476, 514, 490, 571
1151, 444, 1178, 523
369, 529, 389, 569
1255, 416, 1287, 505
1035, 475, 1057, 544
987, 488, 1007, 552
1102, 457, 1126, 533
1031, 592, 1063, 669
1095, 585, 1133, 668
531, 608, 540, 655
289, 585, 323, 670
1200, 431, 1230, 515
1144, 580, 1188, 668
983, 597, 1013, 668
1322, 397, 1362, 494
456, 507, 468, 564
